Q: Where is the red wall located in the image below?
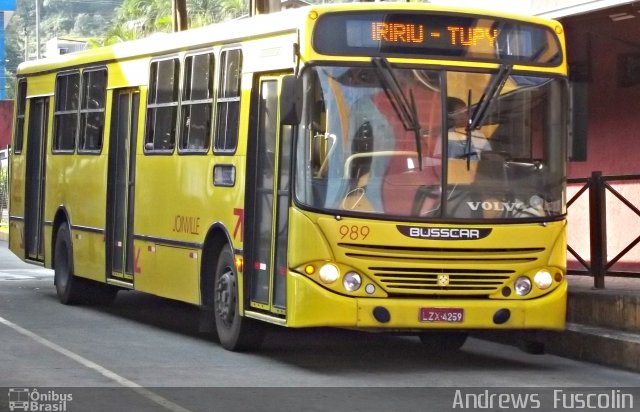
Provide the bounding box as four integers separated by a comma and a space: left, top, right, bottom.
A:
564, 12, 640, 178
0, 100, 13, 149
563, 10, 640, 273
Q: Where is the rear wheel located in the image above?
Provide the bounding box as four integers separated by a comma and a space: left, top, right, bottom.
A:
418, 332, 468, 352
214, 245, 265, 351
54, 225, 84, 305
54, 225, 118, 305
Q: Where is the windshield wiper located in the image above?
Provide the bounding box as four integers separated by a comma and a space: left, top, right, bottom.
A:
463, 64, 512, 170
372, 57, 424, 170
469, 64, 512, 131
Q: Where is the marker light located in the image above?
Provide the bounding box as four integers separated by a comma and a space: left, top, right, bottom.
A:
343, 272, 362, 292
304, 265, 315, 275
514, 277, 532, 296
534, 270, 553, 290
319, 263, 340, 284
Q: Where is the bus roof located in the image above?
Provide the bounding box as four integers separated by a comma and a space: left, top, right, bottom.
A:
17, 2, 563, 76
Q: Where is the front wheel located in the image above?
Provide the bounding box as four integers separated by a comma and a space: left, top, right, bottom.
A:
213, 246, 265, 351
418, 332, 468, 352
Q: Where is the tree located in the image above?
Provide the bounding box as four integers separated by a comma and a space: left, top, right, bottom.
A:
173, 0, 188, 31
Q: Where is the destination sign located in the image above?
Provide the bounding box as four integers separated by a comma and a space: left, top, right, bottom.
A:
313, 11, 562, 66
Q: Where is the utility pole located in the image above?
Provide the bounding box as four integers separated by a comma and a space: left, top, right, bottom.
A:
172, 0, 188, 32
23, 26, 28, 61
35, 0, 41, 59
250, 0, 281, 16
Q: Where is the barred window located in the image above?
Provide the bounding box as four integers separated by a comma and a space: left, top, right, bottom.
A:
145, 58, 179, 153
79, 68, 107, 153
13, 79, 27, 154
53, 71, 80, 153
180, 52, 214, 153
214, 49, 242, 153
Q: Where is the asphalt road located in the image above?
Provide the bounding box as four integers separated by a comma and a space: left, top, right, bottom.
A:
1, 240, 639, 411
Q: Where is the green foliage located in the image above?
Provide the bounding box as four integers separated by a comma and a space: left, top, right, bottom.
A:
5, 0, 123, 97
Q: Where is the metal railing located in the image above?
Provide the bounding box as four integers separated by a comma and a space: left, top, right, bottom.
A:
0, 147, 8, 228
567, 171, 640, 288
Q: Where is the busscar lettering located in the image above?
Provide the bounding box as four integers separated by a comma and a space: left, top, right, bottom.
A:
408, 227, 481, 239
173, 215, 201, 235
398, 225, 491, 240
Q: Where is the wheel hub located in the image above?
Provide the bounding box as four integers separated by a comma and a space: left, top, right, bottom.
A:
215, 269, 235, 326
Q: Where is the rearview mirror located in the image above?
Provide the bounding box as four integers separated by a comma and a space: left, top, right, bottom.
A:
280, 75, 302, 126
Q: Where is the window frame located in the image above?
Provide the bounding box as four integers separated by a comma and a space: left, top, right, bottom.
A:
144, 56, 181, 155
179, 50, 215, 155
78, 67, 108, 154
13, 78, 27, 154
213, 47, 243, 155
52, 70, 81, 154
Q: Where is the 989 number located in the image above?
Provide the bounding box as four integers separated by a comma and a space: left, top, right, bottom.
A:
339, 225, 370, 240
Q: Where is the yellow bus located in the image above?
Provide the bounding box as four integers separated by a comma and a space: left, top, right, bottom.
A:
9, 3, 568, 351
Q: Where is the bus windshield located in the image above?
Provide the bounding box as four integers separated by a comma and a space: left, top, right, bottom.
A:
294, 65, 567, 221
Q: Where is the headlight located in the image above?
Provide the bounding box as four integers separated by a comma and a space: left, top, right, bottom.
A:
343, 272, 362, 292
514, 277, 532, 296
319, 263, 340, 284
534, 270, 553, 290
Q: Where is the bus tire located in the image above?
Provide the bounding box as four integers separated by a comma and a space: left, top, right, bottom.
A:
418, 331, 468, 352
213, 245, 265, 351
54, 225, 84, 305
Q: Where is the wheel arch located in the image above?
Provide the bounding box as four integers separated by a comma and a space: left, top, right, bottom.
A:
51, 206, 71, 270
200, 222, 237, 308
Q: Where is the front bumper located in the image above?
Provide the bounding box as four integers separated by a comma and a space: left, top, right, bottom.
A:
286, 271, 566, 330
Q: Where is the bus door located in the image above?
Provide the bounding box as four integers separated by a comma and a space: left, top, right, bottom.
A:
245, 75, 293, 316
24, 97, 49, 261
106, 89, 140, 284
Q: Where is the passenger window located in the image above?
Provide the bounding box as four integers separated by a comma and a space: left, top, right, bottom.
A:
53, 71, 80, 153
145, 58, 179, 153
214, 49, 242, 153
13, 79, 27, 154
79, 68, 107, 153
180, 52, 214, 153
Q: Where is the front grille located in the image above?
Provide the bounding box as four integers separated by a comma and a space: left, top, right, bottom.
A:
337, 243, 545, 296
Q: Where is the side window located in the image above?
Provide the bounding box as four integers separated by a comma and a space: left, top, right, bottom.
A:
180, 52, 214, 153
145, 58, 179, 152
214, 49, 242, 153
53, 71, 80, 153
79, 68, 107, 153
13, 79, 27, 154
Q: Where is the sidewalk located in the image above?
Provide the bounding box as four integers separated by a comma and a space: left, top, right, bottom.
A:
482, 274, 640, 372
0, 210, 7, 241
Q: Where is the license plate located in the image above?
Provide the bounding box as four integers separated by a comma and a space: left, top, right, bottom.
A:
420, 307, 464, 323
